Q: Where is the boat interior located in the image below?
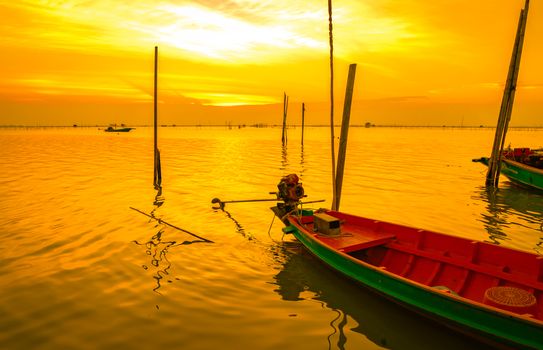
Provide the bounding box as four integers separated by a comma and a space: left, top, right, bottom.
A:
504, 148, 543, 169
293, 210, 543, 321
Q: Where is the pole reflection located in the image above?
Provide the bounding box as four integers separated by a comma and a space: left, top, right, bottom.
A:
473, 185, 543, 252
300, 144, 306, 179
280, 143, 288, 171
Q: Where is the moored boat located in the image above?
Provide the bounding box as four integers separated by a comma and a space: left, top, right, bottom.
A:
271, 174, 543, 349
104, 126, 133, 132
473, 147, 543, 191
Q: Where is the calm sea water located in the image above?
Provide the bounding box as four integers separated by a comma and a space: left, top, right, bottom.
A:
1, 126, 542, 350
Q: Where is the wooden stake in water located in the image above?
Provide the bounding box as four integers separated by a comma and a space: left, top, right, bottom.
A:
496, 0, 530, 183
486, 0, 529, 187
301, 103, 305, 146
333, 64, 357, 211
153, 46, 162, 189
282, 93, 289, 145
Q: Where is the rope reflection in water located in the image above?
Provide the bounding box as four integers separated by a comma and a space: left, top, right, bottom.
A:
213, 206, 255, 240
133, 227, 205, 295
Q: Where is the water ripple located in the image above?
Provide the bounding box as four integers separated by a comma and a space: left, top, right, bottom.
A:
1, 126, 541, 349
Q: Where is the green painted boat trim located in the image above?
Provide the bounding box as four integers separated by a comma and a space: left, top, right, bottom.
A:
288, 223, 542, 349
501, 159, 543, 191
474, 157, 543, 192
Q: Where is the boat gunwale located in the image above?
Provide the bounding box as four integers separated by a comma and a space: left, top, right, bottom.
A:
502, 158, 543, 176
501, 158, 543, 190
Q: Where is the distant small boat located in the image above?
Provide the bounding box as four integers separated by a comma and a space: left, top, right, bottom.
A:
271, 175, 543, 349
473, 147, 543, 191
104, 126, 133, 132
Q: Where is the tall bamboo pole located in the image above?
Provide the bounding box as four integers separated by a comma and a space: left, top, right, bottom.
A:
153, 46, 162, 189
486, 0, 529, 187
153, 46, 158, 188
496, 0, 530, 184
328, 0, 336, 207
333, 64, 357, 211
487, 11, 521, 184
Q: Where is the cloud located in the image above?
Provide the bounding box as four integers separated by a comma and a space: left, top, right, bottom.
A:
367, 95, 429, 103
1, 0, 424, 63
183, 91, 278, 106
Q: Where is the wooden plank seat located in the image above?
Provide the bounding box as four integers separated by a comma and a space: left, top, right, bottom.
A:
338, 235, 396, 253
315, 231, 396, 253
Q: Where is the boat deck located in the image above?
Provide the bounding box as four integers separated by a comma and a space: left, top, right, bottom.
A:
295, 211, 396, 252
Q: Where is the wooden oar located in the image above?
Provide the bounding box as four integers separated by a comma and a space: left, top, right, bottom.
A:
130, 207, 213, 243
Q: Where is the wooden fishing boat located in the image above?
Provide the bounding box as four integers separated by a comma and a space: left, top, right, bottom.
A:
474, 147, 543, 192
274, 207, 543, 349
269, 175, 543, 349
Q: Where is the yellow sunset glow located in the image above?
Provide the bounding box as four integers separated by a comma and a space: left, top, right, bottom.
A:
149, 4, 324, 60
0, 0, 542, 125
184, 92, 278, 106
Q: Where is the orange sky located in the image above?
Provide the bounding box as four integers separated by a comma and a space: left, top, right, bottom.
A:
0, 0, 542, 126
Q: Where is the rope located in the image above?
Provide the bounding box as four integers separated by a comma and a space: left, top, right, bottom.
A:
130, 207, 213, 243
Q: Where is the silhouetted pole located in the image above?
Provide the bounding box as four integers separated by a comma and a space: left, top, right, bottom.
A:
487, 9, 522, 186
328, 0, 337, 207
301, 103, 305, 145
281, 93, 289, 145
153, 46, 162, 189
285, 95, 289, 144
333, 64, 357, 211
153, 46, 158, 187
486, 0, 529, 187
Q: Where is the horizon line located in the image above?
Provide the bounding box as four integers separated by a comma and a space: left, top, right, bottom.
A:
1, 124, 543, 129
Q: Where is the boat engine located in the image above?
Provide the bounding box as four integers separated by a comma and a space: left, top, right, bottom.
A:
276, 174, 305, 204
